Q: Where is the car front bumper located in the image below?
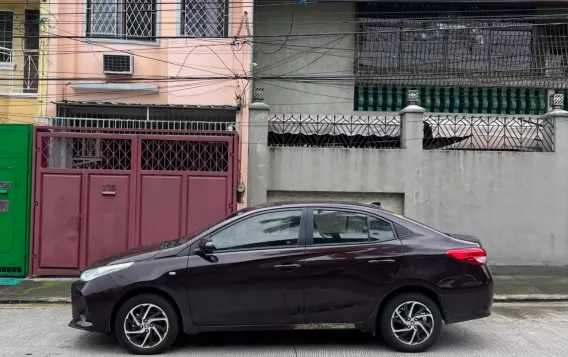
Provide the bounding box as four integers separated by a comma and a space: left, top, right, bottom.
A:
69, 276, 120, 333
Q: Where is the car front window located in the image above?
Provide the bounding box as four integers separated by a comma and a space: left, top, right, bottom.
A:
210, 210, 303, 252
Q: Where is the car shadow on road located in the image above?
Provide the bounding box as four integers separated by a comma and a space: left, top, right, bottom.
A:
73, 324, 480, 354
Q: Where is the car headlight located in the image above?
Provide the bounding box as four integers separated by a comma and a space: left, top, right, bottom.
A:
80, 262, 134, 282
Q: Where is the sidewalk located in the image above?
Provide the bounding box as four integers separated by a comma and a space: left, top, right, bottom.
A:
0, 275, 567, 304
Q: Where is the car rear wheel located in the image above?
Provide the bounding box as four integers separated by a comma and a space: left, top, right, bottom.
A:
115, 294, 179, 355
379, 292, 442, 353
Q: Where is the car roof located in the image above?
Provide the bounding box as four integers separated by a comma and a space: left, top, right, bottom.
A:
245, 201, 391, 213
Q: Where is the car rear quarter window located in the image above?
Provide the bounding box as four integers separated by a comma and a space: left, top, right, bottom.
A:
313, 210, 369, 244
210, 210, 302, 252
393, 222, 414, 238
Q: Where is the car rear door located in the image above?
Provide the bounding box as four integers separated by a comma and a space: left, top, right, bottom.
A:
302, 207, 403, 324
185, 208, 307, 326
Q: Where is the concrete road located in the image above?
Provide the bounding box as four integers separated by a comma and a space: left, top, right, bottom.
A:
1, 302, 567, 356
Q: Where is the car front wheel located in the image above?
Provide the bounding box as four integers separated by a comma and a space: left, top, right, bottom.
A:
115, 294, 179, 355
379, 292, 442, 353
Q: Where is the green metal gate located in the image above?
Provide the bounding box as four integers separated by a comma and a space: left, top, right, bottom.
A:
0, 125, 32, 277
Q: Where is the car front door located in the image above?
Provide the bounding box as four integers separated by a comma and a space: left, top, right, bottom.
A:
184, 208, 306, 327
302, 208, 403, 324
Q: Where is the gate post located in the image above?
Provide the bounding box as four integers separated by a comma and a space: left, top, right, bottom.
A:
400, 90, 425, 220
545, 94, 568, 153
247, 88, 270, 205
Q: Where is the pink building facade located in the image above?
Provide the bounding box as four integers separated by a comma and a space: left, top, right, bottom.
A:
43, 0, 253, 208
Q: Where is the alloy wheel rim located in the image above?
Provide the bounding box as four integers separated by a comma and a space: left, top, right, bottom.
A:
124, 303, 169, 349
390, 301, 434, 346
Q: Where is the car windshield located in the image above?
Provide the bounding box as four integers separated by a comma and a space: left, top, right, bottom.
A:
159, 207, 255, 249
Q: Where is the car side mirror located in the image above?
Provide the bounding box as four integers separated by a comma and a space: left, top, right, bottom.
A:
196, 240, 216, 255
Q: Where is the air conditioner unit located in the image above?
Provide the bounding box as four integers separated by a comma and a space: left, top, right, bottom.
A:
102, 54, 133, 74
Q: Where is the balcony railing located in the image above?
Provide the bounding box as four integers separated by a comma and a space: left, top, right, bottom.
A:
0, 47, 39, 95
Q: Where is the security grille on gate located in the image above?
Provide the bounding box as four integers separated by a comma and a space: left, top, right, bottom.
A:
40, 135, 230, 172
141, 139, 229, 171
41, 137, 132, 170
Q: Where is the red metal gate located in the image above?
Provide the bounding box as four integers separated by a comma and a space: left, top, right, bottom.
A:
31, 128, 238, 276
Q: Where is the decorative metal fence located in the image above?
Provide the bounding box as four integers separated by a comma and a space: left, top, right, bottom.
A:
423, 115, 555, 152
39, 117, 238, 136
268, 114, 401, 149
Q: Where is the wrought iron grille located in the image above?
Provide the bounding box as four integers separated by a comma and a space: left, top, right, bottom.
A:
141, 139, 229, 171
355, 3, 568, 89
41, 136, 132, 170
43, 117, 238, 136
268, 114, 401, 149
87, 0, 156, 41
23, 50, 39, 93
126, 0, 155, 39
183, 0, 228, 37
89, 0, 118, 36
423, 115, 554, 152
56, 104, 236, 122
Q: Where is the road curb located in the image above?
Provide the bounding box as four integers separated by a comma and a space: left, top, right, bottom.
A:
0, 297, 71, 304
494, 294, 568, 302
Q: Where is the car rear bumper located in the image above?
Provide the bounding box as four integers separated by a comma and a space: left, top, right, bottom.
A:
441, 281, 494, 324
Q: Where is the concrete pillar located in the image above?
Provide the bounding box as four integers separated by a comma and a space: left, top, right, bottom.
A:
247, 88, 270, 205
400, 90, 425, 152
399, 90, 425, 219
544, 94, 568, 153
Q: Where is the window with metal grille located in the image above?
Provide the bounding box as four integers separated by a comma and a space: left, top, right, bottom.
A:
0, 11, 13, 62
87, 0, 156, 41
355, 3, 568, 88
182, 0, 228, 37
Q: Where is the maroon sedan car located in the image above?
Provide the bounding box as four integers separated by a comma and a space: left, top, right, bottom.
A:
70, 202, 493, 355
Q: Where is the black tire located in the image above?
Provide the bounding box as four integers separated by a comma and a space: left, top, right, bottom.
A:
379, 293, 442, 353
115, 294, 179, 355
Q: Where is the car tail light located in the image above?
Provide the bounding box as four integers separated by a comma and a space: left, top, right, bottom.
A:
445, 247, 487, 265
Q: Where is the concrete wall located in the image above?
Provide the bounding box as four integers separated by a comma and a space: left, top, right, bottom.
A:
254, 1, 356, 114
253, 2, 568, 267
265, 109, 568, 267
0, 97, 37, 123
267, 191, 404, 214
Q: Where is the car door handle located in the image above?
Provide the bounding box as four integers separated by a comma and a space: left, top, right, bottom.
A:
368, 259, 396, 265
274, 264, 301, 269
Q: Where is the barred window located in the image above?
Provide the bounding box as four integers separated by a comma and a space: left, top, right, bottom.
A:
182, 0, 228, 37
355, 3, 568, 88
87, 0, 157, 41
0, 11, 13, 62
